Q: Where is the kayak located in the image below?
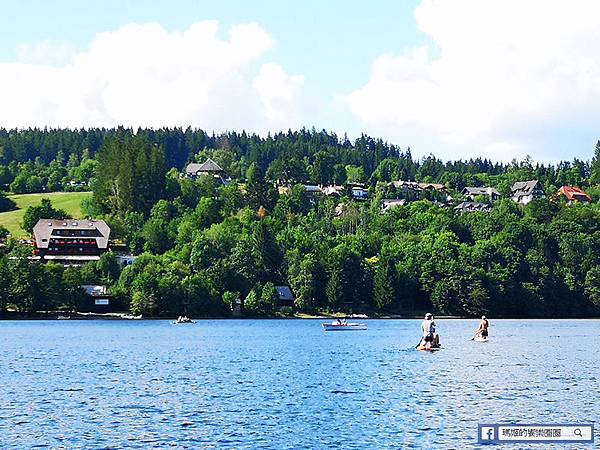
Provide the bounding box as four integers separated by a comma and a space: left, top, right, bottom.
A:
474, 336, 488, 342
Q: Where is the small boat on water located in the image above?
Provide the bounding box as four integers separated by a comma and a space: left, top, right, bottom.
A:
172, 316, 195, 324
57, 315, 71, 320
322, 320, 367, 331
123, 314, 143, 320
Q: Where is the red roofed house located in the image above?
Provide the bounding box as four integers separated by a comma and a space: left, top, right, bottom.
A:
556, 186, 592, 204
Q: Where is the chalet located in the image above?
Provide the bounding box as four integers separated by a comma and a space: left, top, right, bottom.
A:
32, 219, 110, 264
511, 180, 546, 204
461, 186, 501, 202
185, 158, 226, 181
418, 182, 450, 202
275, 285, 295, 308
454, 201, 492, 214
389, 181, 449, 202
555, 186, 592, 204
391, 180, 422, 201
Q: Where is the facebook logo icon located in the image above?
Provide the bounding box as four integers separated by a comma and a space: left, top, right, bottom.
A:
479, 425, 497, 443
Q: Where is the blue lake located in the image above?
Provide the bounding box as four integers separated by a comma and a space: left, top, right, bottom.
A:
1, 319, 598, 448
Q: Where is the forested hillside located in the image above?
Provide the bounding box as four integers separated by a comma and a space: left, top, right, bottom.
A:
1, 128, 599, 317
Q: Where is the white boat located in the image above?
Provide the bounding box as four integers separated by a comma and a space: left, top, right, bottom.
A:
322, 321, 367, 331
172, 316, 195, 324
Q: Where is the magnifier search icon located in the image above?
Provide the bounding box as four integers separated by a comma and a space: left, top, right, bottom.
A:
574, 428, 582, 437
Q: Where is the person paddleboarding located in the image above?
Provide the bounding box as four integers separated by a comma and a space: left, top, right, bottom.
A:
419, 313, 440, 350
474, 315, 489, 340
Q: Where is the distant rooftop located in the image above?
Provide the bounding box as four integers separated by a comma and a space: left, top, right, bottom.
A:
33, 219, 110, 249
185, 158, 224, 175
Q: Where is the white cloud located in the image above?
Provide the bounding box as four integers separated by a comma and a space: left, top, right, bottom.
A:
345, 0, 600, 161
16, 40, 76, 66
0, 21, 304, 132
252, 63, 304, 124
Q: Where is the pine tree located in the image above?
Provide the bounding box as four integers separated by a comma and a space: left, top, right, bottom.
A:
591, 140, 600, 185
374, 256, 396, 312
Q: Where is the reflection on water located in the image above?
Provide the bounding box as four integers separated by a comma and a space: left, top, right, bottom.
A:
0, 319, 598, 448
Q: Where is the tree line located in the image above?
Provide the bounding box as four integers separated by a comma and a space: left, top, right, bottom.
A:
0, 129, 599, 317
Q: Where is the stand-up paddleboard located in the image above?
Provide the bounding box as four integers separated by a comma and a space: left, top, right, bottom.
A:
417, 345, 440, 352
474, 336, 488, 342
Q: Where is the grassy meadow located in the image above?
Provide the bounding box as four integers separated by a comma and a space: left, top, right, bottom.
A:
0, 192, 91, 238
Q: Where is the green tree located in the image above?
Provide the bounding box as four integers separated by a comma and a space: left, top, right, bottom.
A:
0, 191, 16, 213
21, 198, 70, 233
0, 256, 10, 311
585, 266, 600, 309
373, 256, 397, 312
591, 140, 600, 185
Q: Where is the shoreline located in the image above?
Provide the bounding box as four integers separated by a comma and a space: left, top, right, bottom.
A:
1, 312, 599, 321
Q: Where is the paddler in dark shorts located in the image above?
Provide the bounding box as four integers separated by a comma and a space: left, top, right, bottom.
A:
475, 315, 489, 338
421, 313, 438, 349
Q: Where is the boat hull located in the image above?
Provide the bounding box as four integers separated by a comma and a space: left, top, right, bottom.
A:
322, 323, 367, 331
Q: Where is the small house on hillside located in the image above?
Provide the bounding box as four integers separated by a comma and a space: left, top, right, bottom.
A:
79, 285, 114, 312
381, 198, 406, 213
275, 285, 295, 308
351, 186, 369, 200
454, 201, 492, 214
555, 186, 592, 204
322, 185, 343, 197
461, 186, 501, 202
418, 182, 450, 202
32, 219, 111, 265
391, 180, 422, 201
185, 158, 226, 181
302, 184, 323, 194
511, 180, 546, 204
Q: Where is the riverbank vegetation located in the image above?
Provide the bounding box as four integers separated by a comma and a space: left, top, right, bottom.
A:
0, 128, 599, 317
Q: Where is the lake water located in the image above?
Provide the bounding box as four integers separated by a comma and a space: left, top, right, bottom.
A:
0, 319, 598, 448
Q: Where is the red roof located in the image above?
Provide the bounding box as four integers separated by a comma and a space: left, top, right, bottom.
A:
557, 186, 591, 202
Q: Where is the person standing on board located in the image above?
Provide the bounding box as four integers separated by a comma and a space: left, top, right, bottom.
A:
475, 315, 489, 338
421, 313, 437, 349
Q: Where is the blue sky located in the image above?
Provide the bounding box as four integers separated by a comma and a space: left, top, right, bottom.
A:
0, 0, 421, 98
1, 0, 599, 162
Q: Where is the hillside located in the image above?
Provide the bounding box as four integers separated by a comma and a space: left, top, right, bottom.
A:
0, 192, 91, 238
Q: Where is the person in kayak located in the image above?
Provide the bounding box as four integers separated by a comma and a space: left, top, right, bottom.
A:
420, 313, 439, 349
475, 315, 489, 338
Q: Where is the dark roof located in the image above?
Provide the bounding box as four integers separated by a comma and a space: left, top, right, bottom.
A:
275, 286, 294, 301
461, 186, 500, 196
511, 180, 543, 195
185, 158, 224, 175
454, 201, 491, 212
33, 219, 110, 249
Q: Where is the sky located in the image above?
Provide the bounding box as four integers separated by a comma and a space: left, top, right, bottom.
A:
1, 0, 599, 163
